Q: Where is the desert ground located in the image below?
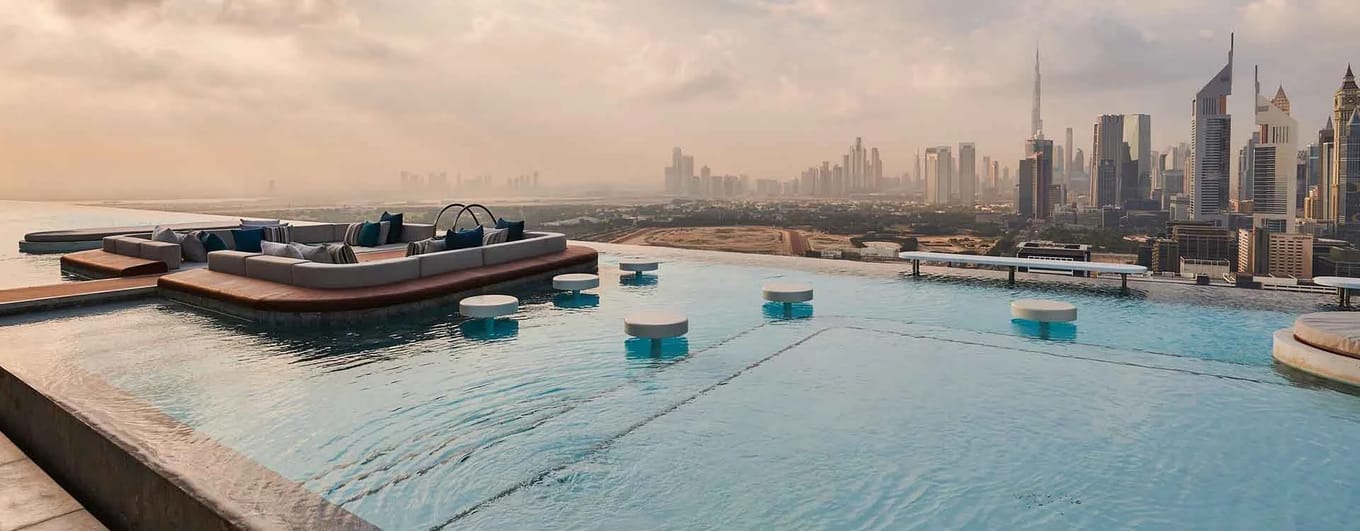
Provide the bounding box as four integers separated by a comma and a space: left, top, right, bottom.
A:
613, 226, 792, 254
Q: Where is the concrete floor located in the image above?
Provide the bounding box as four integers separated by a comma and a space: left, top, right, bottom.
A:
0, 432, 105, 531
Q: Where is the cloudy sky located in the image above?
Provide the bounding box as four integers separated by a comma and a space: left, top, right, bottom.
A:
1, 0, 1358, 199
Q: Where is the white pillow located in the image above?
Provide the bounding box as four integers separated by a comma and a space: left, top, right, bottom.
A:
261, 240, 304, 260
291, 242, 332, 263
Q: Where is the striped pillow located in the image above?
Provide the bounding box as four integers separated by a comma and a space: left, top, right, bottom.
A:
482, 227, 509, 246
326, 243, 359, 264
405, 238, 448, 257
343, 223, 363, 246
261, 224, 291, 244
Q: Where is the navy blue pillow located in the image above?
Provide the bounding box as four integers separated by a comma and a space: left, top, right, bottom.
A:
445, 226, 484, 250
380, 211, 404, 244
199, 232, 229, 253
230, 228, 264, 253
357, 221, 382, 247
495, 218, 525, 242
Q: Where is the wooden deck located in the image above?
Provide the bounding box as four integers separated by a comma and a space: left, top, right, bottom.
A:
159, 246, 598, 313
60, 250, 167, 279
0, 276, 160, 317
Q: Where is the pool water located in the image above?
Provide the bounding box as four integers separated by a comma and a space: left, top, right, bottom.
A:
0, 201, 234, 289
1, 250, 1356, 529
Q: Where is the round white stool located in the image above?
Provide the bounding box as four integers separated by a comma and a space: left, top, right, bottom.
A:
461, 294, 519, 333
619, 258, 659, 278
1010, 299, 1077, 323
553, 273, 600, 295
763, 282, 813, 318
625, 310, 688, 354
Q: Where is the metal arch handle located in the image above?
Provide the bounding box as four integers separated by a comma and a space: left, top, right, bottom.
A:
450, 204, 497, 231
433, 203, 467, 233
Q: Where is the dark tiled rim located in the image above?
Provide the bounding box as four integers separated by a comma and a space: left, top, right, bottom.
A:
0, 360, 376, 530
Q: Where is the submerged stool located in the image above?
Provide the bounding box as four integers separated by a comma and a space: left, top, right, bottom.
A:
763, 282, 813, 318
625, 310, 688, 354
461, 294, 519, 333
553, 273, 599, 295
619, 258, 659, 278
1010, 299, 1077, 323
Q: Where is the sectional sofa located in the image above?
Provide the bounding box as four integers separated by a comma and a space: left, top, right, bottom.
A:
205, 231, 568, 289
99, 222, 438, 270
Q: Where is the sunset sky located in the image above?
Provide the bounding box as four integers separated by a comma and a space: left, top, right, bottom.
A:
1, 0, 1358, 199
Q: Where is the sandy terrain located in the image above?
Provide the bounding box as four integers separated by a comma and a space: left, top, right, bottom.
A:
804, 232, 854, 251
614, 226, 790, 255
916, 236, 997, 254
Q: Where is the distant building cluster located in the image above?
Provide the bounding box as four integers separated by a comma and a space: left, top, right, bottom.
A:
397, 170, 544, 195
663, 147, 753, 198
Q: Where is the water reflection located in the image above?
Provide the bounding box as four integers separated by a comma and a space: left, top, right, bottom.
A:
460, 318, 520, 341
1009, 319, 1077, 341
552, 293, 600, 310
620, 274, 658, 287
761, 301, 814, 321
624, 337, 689, 362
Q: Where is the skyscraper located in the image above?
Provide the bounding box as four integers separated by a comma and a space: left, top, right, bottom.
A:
1065, 127, 1074, 185
1124, 114, 1152, 200
1092, 114, 1125, 207
1031, 47, 1043, 139
1190, 36, 1234, 225
1026, 138, 1055, 219
1344, 109, 1360, 227
914, 151, 922, 192
958, 143, 976, 205
981, 155, 992, 198
925, 147, 952, 205
1251, 68, 1298, 232
870, 147, 882, 192
1333, 66, 1360, 227
1319, 119, 1336, 220
1017, 158, 1035, 219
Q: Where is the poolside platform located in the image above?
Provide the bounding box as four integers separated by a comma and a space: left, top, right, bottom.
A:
899, 251, 1148, 293
21, 221, 238, 254
0, 430, 107, 531
159, 245, 599, 324
60, 249, 168, 279
0, 276, 160, 318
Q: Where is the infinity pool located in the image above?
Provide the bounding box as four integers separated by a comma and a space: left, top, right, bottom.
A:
2, 248, 1357, 529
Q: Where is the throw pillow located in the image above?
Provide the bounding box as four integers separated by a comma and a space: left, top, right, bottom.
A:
495, 218, 525, 241
445, 225, 484, 250
326, 243, 359, 264
240, 219, 282, 227
151, 226, 180, 244
199, 232, 229, 253
357, 221, 382, 247
261, 224, 292, 243
231, 227, 265, 253
343, 222, 363, 246
180, 230, 208, 262
291, 243, 332, 263
376, 220, 391, 247
380, 211, 404, 244
482, 227, 509, 246
261, 240, 305, 260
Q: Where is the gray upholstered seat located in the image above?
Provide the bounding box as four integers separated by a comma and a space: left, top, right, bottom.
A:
293, 258, 421, 289
416, 247, 483, 277
482, 232, 567, 266
207, 251, 258, 276
244, 255, 307, 284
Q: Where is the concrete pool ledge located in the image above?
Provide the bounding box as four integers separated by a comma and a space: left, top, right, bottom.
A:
0, 362, 376, 530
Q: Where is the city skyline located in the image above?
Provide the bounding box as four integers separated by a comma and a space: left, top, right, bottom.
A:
3, 1, 1360, 200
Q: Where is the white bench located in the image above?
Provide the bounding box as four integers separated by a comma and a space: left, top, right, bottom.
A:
899, 251, 1147, 293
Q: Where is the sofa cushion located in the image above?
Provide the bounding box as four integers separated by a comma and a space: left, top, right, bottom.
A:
243, 255, 305, 284
232, 228, 264, 253
357, 222, 382, 247
292, 242, 333, 263
261, 240, 305, 260
181, 231, 208, 262
1294, 312, 1360, 359
240, 219, 281, 227
417, 247, 483, 277
399, 223, 436, 243
291, 224, 337, 244
293, 257, 420, 289
114, 236, 142, 257
343, 223, 363, 246
496, 218, 525, 242
200, 231, 230, 253
381, 212, 404, 244
102, 236, 118, 253
151, 226, 180, 244
327, 243, 359, 264
482, 232, 567, 266
445, 226, 484, 250
405, 238, 447, 257
207, 250, 256, 276
483, 228, 509, 246
138, 240, 182, 269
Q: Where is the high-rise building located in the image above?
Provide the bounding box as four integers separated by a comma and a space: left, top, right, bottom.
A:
925, 146, 952, 205
981, 155, 993, 198
958, 143, 976, 205
1343, 108, 1360, 227
1055, 145, 1066, 183
1026, 138, 1054, 219
1124, 114, 1152, 199
1250, 69, 1298, 232
1065, 127, 1075, 184
1031, 47, 1043, 139
870, 147, 882, 191
914, 151, 922, 192
1017, 158, 1035, 218
1239, 228, 1314, 278
1333, 66, 1360, 227
1320, 118, 1336, 220
1190, 36, 1234, 225
1092, 114, 1125, 207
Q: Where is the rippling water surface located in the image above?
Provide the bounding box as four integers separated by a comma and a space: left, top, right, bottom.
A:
2, 250, 1358, 529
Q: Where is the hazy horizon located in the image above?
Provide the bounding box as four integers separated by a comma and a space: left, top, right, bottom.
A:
2, 0, 1358, 200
